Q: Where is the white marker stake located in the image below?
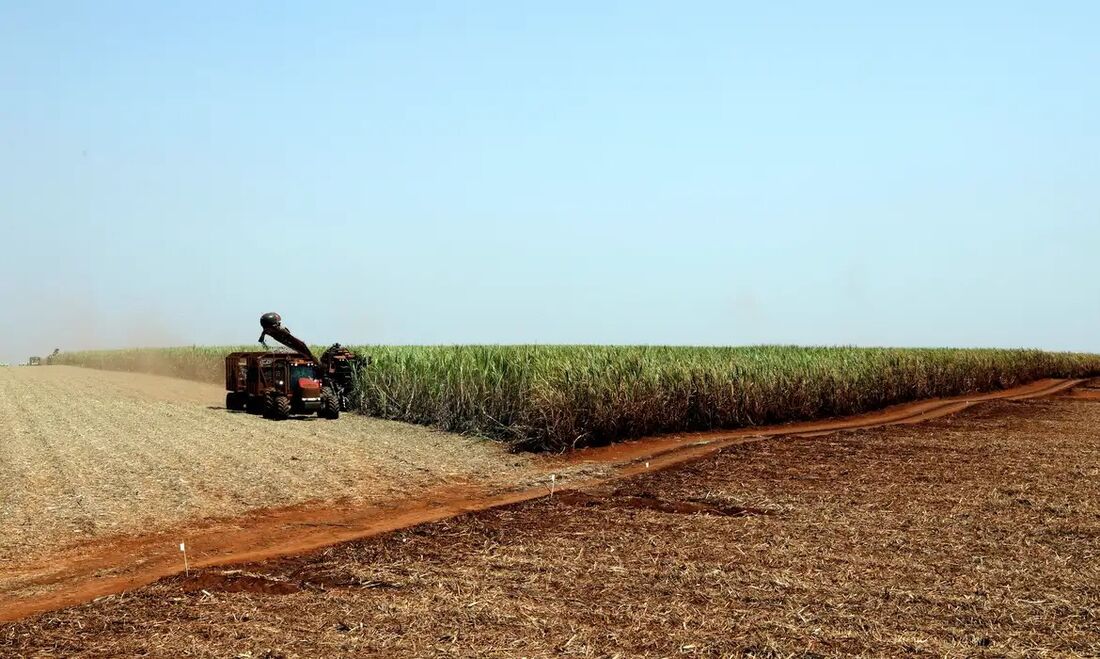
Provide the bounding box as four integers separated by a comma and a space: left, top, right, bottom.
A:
550, 474, 556, 498
180, 542, 189, 576
646, 462, 650, 469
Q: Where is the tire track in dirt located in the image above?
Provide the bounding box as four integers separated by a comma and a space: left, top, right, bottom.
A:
0, 376, 1088, 623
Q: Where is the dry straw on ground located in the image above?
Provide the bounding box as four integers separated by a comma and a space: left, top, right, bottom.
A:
0, 366, 536, 567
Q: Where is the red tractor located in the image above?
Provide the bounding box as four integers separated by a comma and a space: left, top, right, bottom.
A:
225, 352, 340, 420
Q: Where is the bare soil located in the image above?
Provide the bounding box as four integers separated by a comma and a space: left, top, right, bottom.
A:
3, 387, 1098, 656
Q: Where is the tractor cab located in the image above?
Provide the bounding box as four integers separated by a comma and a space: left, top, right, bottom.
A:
225, 352, 339, 420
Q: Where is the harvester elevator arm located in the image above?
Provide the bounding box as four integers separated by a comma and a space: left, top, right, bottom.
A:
258, 312, 317, 362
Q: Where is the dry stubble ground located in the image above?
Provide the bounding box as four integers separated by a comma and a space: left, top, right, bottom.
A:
3, 392, 1098, 657
0, 366, 535, 566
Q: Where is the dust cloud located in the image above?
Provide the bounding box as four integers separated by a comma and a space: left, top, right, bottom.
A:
0, 291, 187, 365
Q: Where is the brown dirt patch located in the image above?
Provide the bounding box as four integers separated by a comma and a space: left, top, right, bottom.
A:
554, 490, 775, 517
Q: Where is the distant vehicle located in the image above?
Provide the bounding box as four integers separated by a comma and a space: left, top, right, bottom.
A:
28, 356, 42, 366
224, 352, 340, 420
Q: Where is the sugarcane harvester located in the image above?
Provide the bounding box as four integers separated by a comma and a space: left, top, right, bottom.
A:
259, 313, 365, 412
224, 313, 366, 420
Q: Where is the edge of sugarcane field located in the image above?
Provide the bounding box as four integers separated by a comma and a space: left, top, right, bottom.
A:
50, 345, 1100, 451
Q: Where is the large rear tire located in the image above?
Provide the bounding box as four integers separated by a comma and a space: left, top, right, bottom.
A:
264, 392, 291, 420
320, 387, 340, 419
226, 392, 246, 411
274, 394, 291, 420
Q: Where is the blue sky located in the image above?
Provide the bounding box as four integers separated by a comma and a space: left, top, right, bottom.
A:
2, 1, 1098, 362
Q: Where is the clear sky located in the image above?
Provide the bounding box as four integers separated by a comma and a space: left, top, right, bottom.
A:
2, 1, 1098, 363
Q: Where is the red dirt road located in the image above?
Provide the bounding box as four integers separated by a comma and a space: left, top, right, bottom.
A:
0, 377, 1086, 623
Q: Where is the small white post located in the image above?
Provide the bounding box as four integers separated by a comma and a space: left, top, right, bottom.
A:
180, 542, 189, 576
550, 474, 556, 498
645, 462, 650, 469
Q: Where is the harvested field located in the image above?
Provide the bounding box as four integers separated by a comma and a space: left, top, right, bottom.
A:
0, 366, 537, 567
2, 386, 1099, 656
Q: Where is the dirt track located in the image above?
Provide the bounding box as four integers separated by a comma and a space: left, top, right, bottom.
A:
0, 367, 1088, 626
3, 385, 1098, 655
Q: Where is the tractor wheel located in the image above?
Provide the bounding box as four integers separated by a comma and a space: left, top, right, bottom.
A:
264, 392, 291, 420
226, 392, 245, 411
320, 387, 340, 420
274, 394, 291, 420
